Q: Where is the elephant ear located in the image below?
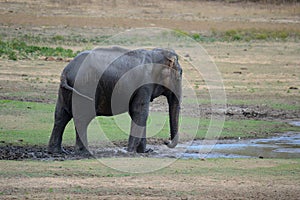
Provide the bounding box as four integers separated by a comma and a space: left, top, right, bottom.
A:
167, 55, 177, 68
152, 48, 178, 68
162, 49, 177, 69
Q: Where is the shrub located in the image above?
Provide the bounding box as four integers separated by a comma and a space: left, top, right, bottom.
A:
0, 39, 77, 60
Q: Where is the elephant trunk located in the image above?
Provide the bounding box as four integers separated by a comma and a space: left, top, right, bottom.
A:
165, 94, 180, 148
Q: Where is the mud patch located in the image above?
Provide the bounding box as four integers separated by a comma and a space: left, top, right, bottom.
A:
223, 105, 300, 120
1, 132, 300, 161
0, 145, 73, 161
0, 145, 164, 161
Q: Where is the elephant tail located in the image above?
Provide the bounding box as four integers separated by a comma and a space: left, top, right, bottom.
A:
60, 73, 94, 101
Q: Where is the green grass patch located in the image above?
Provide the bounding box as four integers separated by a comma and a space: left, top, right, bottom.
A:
174, 29, 300, 43
0, 158, 299, 178
269, 102, 300, 110
217, 119, 297, 139
221, 29, 293, 41
0, 100, 74, 145
2, 28, 299, 61
226, 99, 300, 111
4, 33, 111, 46
0, 39, 79, 60
1, 100, 299, 147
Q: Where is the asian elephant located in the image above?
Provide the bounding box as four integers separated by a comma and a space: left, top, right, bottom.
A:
48, 46, 182, 154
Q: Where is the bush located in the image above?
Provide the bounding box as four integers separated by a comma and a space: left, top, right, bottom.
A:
0, 39, 78, 60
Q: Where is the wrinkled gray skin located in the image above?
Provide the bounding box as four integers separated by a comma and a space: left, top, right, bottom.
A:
48, 47, 182, 154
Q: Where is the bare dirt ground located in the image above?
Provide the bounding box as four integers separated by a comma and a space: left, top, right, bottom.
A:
1, 173, 299, 200
1, 0, 300, 32
1, 159, 299, 200
1, 41, 299, 121
1, 0, 300, 199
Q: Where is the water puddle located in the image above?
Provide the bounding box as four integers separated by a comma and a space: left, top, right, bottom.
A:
289, 121, 300, 127
1, 122, 299, 160
176, 121, 300, 159
146, 131, 300, 159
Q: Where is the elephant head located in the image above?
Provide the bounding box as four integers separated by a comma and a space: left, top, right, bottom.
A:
151, 48, 182, 149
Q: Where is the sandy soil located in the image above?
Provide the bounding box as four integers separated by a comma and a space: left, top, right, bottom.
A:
1, 175, 299, 200
0, 0, 299, 32
0, 159, 299, 199
1, 42, 299, 120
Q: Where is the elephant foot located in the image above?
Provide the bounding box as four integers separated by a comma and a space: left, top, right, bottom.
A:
48, 146, 69, 154
128, 142, 153, 154
128, 136, 148, 153
144, 148, 154, 153
127, 147, 153, 154
136, 143, 146, 153
75, 146, 91, 156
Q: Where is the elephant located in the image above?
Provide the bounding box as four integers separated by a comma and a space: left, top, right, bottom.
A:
48, 46, 182, 154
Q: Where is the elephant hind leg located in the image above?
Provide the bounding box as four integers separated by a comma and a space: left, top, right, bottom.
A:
74, 117, 93, 155
48, 105, 72, 154
73, 96, 96, 155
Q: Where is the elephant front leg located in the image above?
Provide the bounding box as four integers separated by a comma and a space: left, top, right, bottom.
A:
128, 94, 150, 153
128, 123, 147, 153
128, 127, 153, 153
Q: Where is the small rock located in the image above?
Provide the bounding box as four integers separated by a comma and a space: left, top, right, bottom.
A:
39, 56, 46, 60
233, 71, 242, 74
289, 86, 298, 90
225, 111, 234, 116
45, 56, 55, 61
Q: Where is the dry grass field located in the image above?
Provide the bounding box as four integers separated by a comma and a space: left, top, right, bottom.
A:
0, 0, 300, 199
